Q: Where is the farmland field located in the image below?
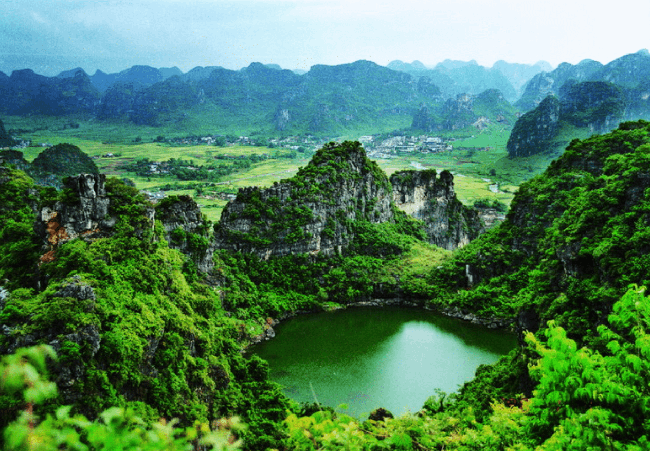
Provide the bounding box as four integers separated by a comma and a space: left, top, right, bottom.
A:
6, 118, 522, 222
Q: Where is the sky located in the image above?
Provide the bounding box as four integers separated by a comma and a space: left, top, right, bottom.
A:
1, 0, 648, 77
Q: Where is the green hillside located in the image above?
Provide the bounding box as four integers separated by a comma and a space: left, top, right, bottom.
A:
2, 121, 650, 449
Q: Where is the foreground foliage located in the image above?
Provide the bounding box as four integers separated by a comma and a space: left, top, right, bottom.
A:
0, 345, 243, 450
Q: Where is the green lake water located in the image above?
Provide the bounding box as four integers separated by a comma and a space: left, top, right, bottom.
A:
252, 306, 516, 418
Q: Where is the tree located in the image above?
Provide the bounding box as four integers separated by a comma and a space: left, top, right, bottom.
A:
524, 285, 650, 449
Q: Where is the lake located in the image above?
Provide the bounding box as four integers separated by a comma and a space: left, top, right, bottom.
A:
252, 306, 516, 418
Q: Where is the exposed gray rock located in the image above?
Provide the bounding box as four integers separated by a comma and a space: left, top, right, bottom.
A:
214, 141, 395, 259
390, 169, 484, 250
37, 174, 114, 262
156, 195, 215, 273
55, 275, 96, 302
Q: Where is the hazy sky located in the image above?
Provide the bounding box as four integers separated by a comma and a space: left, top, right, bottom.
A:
1, 0, 648, 76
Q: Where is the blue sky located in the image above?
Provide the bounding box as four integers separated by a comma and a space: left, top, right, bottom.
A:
1, 0, 648, 76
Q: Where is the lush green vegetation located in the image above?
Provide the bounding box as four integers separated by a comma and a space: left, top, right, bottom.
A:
3, 121, 650, 449
1, 345, 243, 450
1, 143, 98, 188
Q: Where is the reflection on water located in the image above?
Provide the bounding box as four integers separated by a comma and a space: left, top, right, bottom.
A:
253, 306, 516, 418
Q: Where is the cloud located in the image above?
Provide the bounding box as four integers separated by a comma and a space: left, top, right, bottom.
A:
1, 0, 649, 76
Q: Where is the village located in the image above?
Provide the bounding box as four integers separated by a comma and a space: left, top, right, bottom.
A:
157, 133, 460, 160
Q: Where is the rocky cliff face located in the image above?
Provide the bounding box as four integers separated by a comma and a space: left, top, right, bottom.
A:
214, 142, 483, 257
507, 80, 637, 158
411, 89, 516, 132
37, 174, 118, 263
507, 95, 561, 157
33, 175, 218, 275
214, 141, 395, 259
390, 169, 484, 250
155, 195, 215, 274
559, 81, 625, 132
516, 59, 604, 112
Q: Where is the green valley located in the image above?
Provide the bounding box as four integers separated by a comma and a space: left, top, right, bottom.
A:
2, 120, 650, 450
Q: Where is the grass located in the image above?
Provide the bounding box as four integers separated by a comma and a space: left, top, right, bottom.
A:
3, 114, 258, 144
7, 117, 532, 221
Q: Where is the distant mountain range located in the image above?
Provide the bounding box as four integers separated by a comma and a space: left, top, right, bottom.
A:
387, 59, 552, 102
507, 50, 650, 158
516, 49, 650, 111
0, 51, 649, 137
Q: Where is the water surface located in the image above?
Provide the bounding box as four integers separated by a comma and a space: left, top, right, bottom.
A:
252, 306, 516, 417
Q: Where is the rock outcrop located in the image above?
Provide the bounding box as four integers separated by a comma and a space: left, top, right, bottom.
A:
559, 81, 625, 132
412, 89, 517, 132
215, 141, 484, 257
1, 274, 102, 403
214, 141, 395, 259
508, 80, 635, 158
31, 174, 220, 277
390, 169, 484, 250
155, 195, 215, 274
37, 174, 116, 264
506, 95, 561, 157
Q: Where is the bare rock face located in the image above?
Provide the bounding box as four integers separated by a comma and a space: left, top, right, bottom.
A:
155, 195, 215, 274
390, 169, 484, 250
214, 142, 485, 258
37, 174, 116, 263
214, 141, 395, 259
507, 95, 561, 158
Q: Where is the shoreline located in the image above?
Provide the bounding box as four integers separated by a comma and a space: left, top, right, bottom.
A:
246, 296, 515, 347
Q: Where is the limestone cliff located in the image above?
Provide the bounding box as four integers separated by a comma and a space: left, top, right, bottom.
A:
37, 174, 118, 263
507, 81, 632, 158
155, 195, 215, 274
559, 81, 625, 133
214, 141, 395, 259
506, 95, 560, 157
214, 141, 483, 257
35, 175, 215, 275
390, 169, 484, 250
412, 89, 517, 132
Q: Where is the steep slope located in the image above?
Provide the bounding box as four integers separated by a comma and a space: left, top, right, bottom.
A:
0, 69, 100, 116
516, 59, 604, 111
1, 61, 445, 134
507, 80, 637, 158
2, 143, 99, 188
491, 60, 552, 97
506, 95, 561, 157
412, 88, 517, 132
213, 141, 395, 258
214, 141, 482, 258
435, 120, 650, 338
390, 169, 484, 250
0, 168, 289, 449
388, 59, 520, 102
516, 50, 650, 112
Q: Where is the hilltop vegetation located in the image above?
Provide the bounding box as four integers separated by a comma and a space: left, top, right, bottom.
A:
0, 143, 98, 188
2, 121, 650, 449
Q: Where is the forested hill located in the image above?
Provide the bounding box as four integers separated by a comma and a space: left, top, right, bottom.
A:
434, 120, 650, 339
2, 123, 650, 449
516, 48, 650, 112
1, 60, 446, 134
506, 79, 650, 158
